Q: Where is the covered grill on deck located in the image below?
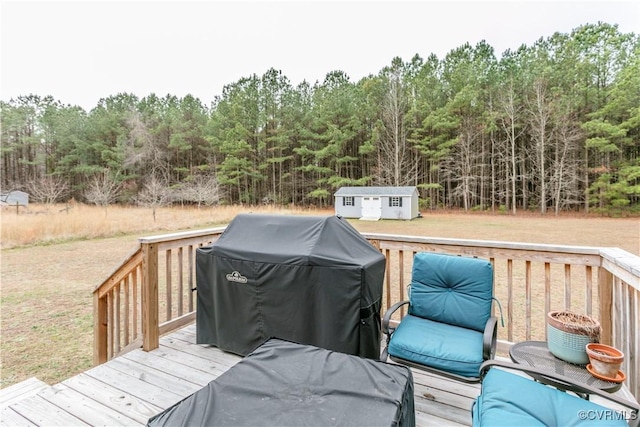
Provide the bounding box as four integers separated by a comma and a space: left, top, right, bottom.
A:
195, 214, 386, 359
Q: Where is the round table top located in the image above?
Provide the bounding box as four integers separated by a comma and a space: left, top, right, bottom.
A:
509, 340, 622, 393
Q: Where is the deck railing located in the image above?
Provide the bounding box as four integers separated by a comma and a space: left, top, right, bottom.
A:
93, 227, 640, 400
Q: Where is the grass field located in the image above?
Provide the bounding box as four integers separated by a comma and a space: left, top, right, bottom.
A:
1, 203, 638, 389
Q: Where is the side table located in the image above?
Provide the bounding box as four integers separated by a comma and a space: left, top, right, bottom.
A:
509, 340, 622, 396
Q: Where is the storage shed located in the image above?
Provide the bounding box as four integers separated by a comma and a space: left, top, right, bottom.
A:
0, 190, 29, 207
334, 186, 419, 220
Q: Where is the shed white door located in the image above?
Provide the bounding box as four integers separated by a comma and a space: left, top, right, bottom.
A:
360, 197, 382, 220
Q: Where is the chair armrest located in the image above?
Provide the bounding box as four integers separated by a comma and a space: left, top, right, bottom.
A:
480, 360, 640, 427
381, 300, 409, 335
482, 316, 498, 361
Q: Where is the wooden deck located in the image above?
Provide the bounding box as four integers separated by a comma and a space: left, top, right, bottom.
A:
1, 324, 477, 426
3, 324, 638, 426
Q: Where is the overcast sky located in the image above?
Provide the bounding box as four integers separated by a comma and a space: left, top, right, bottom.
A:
2, 0, 639, 111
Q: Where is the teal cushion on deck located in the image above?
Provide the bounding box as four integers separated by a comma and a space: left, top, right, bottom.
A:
409, 252, 493, 332
472, 368, 629, 426
388, 314, 484, 378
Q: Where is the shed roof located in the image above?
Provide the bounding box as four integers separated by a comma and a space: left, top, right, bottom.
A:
334, 186, 417, 197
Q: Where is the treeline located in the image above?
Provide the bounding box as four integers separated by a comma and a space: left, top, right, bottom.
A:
2, 22, 639, 214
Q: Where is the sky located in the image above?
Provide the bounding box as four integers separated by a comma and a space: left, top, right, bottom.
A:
1, 0, 639, 112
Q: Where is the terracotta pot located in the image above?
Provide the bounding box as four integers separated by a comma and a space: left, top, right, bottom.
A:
586, 343, 624, 379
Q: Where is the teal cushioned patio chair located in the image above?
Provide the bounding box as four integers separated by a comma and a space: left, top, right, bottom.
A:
472, 360, 640, 427
380, 252, 499, 383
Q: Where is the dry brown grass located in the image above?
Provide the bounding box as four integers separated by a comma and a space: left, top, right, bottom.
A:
0, 203, 327, 249
1, 204, 638, 390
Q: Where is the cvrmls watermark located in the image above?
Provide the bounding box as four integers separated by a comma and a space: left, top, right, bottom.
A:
578, 409, 637, 421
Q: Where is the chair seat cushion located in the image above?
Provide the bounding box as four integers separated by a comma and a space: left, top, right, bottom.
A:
472, 367, 628, 426
388, 314, 484, 378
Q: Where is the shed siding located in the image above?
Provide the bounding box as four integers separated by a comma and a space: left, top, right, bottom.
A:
335, 196, 361, 218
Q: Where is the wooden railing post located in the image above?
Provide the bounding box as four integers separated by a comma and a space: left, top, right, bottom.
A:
598, 266, 614, 346
93, 291, 108, 365
141, 241, 159, 351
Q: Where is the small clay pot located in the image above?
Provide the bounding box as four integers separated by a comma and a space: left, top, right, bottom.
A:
586, 343, 624, 379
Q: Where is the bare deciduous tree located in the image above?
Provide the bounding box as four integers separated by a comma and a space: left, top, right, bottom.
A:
498, 80, 525, 214
178, 174, 222, 208
527, 78, 553, 214
84, 170, 122, 215
549, 112, 584, 214
124, 110, 170, 179
443, 117, 483, 211
136, 174, 171, 221
376, 66, 419, 186
27, 174, 69, 205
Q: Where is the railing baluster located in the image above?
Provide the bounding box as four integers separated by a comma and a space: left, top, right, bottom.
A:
188, 245, 194, 312
178, 247, 184, 317
598, 267, 614, 345
107, 292, 114, 359
507, 259, 514, 342
385, 249, 391, 310
525, 260, 531, 340
585, 265, 593, 316
115, 284, 121, 354
489, 258, 496, 318
124, 275, 130, 345
133, 266, 138, 341
627, 285, 638, 399
544, 262, 551, 341
564, 264, 571, 309
166, 249, 172, 321
399, 250, 405, 317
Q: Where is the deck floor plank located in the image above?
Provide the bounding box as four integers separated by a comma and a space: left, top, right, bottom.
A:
0, 406, 37, 427
106, 357, 203, 397
38, 383, 142, 426
159, 335, 240, 369
413, 393, 471, 426
120, 347, 219, 386
410, 373, 475, 424
61, 374, 161, 424
414, 410, 467, 427
0, 378, 49, 409
82, 364, 184, 410
160, 338, 240, 370
142, 343, 233, 378
7, 395, 89, 426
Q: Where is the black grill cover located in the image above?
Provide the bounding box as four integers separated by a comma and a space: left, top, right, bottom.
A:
147, 338, 415, 427
196, 214, 385, 358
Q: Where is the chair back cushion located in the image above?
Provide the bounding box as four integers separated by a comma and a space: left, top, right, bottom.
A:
409, 252, 493, 332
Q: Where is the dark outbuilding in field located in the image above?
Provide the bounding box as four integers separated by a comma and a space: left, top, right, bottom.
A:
334, 186, 419, 220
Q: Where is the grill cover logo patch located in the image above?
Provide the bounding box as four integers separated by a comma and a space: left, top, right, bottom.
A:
226, 271, 248, 284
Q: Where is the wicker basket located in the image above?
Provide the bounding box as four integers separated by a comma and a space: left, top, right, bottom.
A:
547, 310, 601, 365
